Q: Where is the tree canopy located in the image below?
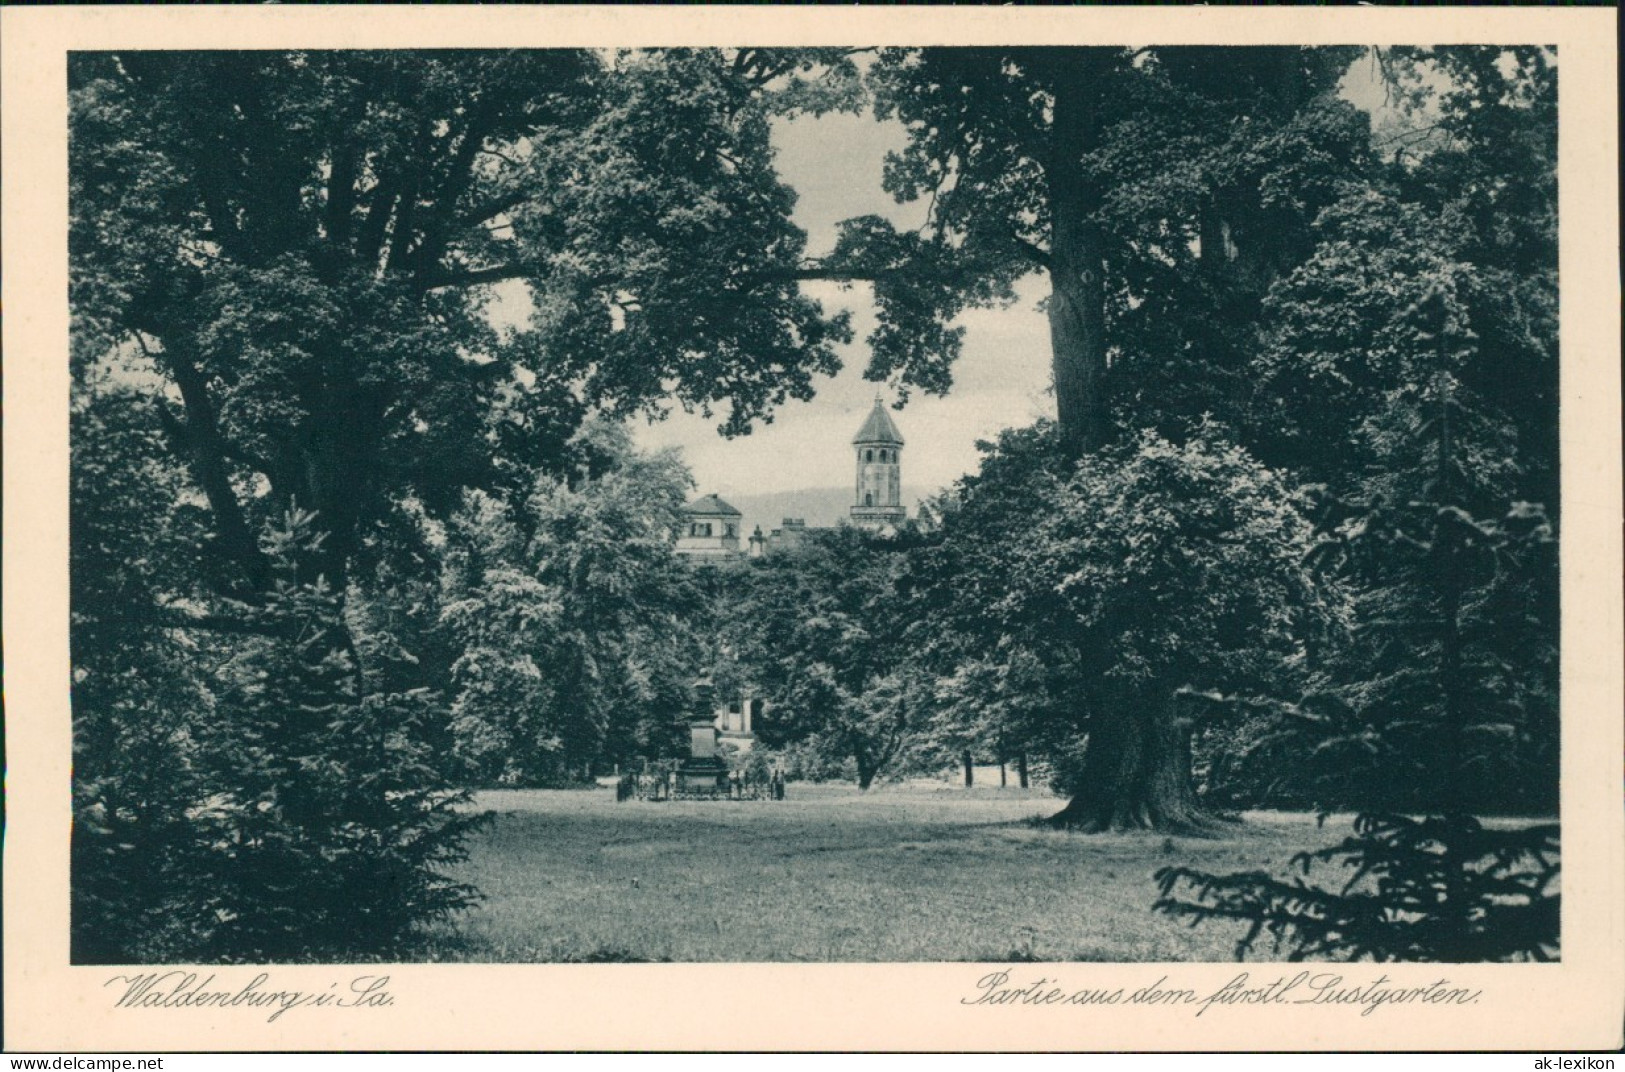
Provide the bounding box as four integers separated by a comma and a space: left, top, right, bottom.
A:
69, 45, 1561, 961
71, 48, 865, 591
719, 527, 927, 790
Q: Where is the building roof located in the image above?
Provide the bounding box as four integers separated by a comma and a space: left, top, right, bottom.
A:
683, 493, 742, 517
851, 397, 905, 446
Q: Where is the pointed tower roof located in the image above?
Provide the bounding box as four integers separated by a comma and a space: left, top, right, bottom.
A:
851, 396, 905, 446
683, 493, 741, 517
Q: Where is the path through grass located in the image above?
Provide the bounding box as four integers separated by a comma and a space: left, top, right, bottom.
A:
420, 784, 1352, 962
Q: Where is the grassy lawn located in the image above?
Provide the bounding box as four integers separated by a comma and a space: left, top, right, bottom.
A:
418, 784, 1363, 963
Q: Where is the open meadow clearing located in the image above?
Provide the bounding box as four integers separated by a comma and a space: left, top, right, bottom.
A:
420, 785, 1363, 963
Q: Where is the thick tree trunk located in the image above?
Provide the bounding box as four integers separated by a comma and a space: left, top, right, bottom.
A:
163, 341, 270, 590
1050, 690, 1216, 834
855, 746, 875, 792
1017, 751, 1029, 790
962, 750, 974, 788
1044, 51, 1111, 459
856, 764, 875, 792
1198, 198, 1228, 280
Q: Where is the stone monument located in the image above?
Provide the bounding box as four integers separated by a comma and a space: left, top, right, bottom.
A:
676, 677, 731, 794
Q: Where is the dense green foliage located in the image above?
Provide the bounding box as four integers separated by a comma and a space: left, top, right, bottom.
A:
901, 421, 1346, 830
1137, 48, 1559, 963
196, 510, 487, 961
1228, 48, 1560, 815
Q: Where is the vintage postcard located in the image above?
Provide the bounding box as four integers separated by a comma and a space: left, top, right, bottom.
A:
3, 4, 1620, 1053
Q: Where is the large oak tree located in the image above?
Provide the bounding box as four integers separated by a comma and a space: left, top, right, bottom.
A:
824, 47, 1362, 829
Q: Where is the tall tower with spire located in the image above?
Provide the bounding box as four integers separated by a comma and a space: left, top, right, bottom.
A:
850, 396, 906, 531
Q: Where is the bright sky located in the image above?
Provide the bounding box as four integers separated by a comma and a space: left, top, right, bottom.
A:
631, 111, 1056, 502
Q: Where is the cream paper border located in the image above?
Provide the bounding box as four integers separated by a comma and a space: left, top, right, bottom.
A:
4, 5, 1619, 1053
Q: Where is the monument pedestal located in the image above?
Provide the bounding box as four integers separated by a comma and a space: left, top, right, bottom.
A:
676, 713, 730, 795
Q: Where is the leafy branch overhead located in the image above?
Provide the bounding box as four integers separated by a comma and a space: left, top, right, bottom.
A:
72, 49, 867, 592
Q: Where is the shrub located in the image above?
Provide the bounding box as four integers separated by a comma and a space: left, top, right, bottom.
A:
198, 512, 487, 960
1153, 813, 1559, 961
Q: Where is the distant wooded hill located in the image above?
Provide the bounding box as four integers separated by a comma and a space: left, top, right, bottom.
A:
724, 486, 935, 543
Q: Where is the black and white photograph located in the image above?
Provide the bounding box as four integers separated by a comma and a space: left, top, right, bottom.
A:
5, 3, 1621, 1055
